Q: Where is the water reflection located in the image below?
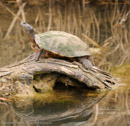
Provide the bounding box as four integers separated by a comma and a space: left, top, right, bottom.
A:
0, 85, 129, 126
0, 90, 107, 126
85, 84, 130, 126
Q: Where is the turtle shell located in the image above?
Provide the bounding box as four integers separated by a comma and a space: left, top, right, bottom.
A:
35, 31, 91, 57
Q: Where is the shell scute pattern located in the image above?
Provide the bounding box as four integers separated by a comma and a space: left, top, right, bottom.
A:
35, 31, 91, 57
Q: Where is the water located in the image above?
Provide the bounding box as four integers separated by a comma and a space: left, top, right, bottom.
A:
0, 84, 130, 126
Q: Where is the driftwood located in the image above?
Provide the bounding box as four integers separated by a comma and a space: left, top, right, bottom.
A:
0, 53, 117, 96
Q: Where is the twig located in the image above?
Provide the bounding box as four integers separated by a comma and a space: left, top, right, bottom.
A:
119, 10, 130, 25
17, 0, 26, 22
0, 97, 11, 102
4, 3, 26, 40
47, 0, 52, 31
82, 34, 102, 48
0, 1, 22, 21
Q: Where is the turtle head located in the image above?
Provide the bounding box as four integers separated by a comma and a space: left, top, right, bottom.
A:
20, 21, 35, 39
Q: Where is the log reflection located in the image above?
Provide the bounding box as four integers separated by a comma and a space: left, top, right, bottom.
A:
0, 90, 107, 126
0, 86, 129, 126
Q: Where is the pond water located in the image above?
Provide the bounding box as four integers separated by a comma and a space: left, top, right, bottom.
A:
0, 81, 130, 126
0, 1, 130, 126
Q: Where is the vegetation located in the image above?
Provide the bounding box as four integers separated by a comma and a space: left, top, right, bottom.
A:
111, 63, 130, 83
0, 0, 129, 70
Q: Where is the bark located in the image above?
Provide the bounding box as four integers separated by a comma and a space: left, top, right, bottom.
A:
0, 53, 117, 96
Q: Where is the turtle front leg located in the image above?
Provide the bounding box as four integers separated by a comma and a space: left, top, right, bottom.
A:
78, 57, 93, 69
35, 49, 45, 61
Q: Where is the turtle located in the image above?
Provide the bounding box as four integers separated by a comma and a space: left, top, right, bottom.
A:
20, 21, 95, 69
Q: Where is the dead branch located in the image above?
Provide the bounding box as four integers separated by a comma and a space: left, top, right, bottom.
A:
4, 2, 26, 40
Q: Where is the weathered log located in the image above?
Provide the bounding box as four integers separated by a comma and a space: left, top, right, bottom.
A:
0, 53, 117, 96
